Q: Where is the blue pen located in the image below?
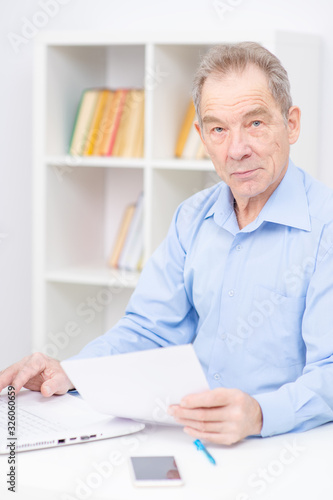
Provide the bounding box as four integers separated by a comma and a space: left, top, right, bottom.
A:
193, 439, 217, 465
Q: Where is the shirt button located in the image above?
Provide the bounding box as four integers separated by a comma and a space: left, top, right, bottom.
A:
236, 245, 242, 251
219, 332, 227, 340
214, 373, 220, 380
228, 289, 235, 297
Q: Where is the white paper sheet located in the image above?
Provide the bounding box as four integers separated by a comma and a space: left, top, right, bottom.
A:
61, 344, 210, 425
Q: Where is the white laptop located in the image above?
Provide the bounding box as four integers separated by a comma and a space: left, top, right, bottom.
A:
0, 389, 144, 454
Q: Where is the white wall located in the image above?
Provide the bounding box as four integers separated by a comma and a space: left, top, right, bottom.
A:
1, 0, 332, 369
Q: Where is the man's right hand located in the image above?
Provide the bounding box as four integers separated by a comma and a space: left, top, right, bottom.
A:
0, 353, 74, 396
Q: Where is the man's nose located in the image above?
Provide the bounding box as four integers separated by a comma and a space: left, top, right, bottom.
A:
227, 130, 252, 161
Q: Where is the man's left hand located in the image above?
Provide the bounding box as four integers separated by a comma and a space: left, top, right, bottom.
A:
168, 388, 263, 445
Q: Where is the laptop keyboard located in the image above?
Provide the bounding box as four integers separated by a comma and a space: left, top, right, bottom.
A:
0, 398, 70, 436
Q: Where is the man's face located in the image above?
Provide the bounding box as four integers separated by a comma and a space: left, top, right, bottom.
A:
196, 65, 300, 204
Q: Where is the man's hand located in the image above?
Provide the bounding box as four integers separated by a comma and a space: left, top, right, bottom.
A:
168, 388, 263, 446
0, 353, 74, 396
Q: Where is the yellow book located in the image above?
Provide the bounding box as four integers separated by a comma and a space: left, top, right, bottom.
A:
83, 89, 112, 156
121, 90, 145, 157
174, 99, 196, 158
132, 91, 145, 157
108, 204, 136, 268
92, 90, 115, 155
133, 113, 145, 158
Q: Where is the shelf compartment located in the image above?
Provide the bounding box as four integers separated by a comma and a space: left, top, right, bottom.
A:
150, 44, 212, 160
45, 44, 145, 156
45, 165, 144, 270
39, 282, 133, 359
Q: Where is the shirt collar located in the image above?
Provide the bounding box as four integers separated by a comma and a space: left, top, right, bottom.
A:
204, 159, 311, 233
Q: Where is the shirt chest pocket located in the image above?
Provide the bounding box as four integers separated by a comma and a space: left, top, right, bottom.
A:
244, 285, 306, 367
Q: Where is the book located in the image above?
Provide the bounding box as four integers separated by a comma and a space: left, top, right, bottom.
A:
69, 89, 100, 155
120, 89, 145, 157
181, 118, 201, 159
69, 88, 144, 157
83, 89, 113, 155
91, 90, 115, 156
108, 203, 136, 268
112, 90, 136, 157
104, 89, 129, 156
118, 193, 144, 271
174, 99, 196, 158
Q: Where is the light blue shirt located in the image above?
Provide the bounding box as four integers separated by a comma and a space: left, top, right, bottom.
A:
72, 160, 333, 438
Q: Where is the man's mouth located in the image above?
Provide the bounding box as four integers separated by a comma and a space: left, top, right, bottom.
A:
231, 168, 259, 179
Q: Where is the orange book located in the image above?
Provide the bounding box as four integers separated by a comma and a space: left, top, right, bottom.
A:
112, 91, 134, 157
175, 99, 196, 158
83, 89, 113, 156
108, 204, 136, 268
105, 89, 128, 156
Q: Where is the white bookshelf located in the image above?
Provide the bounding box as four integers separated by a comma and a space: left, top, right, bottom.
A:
33, 31, 320, 359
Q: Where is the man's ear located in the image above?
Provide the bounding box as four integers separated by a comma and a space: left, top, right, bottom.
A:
287, 106, 301, 145
194, 121, 210, 155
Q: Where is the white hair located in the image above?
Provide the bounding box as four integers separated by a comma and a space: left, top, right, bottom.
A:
192, 42, 292, 128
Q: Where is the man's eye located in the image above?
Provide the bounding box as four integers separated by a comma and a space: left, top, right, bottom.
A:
252, 120, 261, 128
213, 127, 224, 133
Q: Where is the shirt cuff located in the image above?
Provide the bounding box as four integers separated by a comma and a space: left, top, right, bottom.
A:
253, 387, 296, 437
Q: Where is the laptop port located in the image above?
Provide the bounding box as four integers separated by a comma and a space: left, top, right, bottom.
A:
69, 437, 77, 441
80, 436, 90, 440
58, 439, 66, 444
90, 435, 97, 438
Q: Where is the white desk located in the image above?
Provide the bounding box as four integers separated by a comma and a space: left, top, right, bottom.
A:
0, 420, 332, 500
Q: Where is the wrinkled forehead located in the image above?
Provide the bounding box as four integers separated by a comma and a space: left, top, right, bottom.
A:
200, 64, 278, 116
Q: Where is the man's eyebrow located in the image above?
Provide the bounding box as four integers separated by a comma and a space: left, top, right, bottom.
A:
202, 115, 224, 125
243, 107, 272, 120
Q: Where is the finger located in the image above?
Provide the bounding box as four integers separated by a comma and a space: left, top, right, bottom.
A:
183, 426, 239, 446
169, 405, 225, 423
180, 388, 232, 409
0, 359, 33, 393
11, 356, 47, 394
40, 373, 73, 397
0, 366, 19, 392
174, 416, 225, 433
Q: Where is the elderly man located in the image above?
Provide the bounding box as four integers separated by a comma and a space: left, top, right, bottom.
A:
1, 42, 333, 445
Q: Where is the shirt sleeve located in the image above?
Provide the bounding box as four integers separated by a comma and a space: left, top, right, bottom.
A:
254, 225, 333, 437
69, 204, 197, 360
